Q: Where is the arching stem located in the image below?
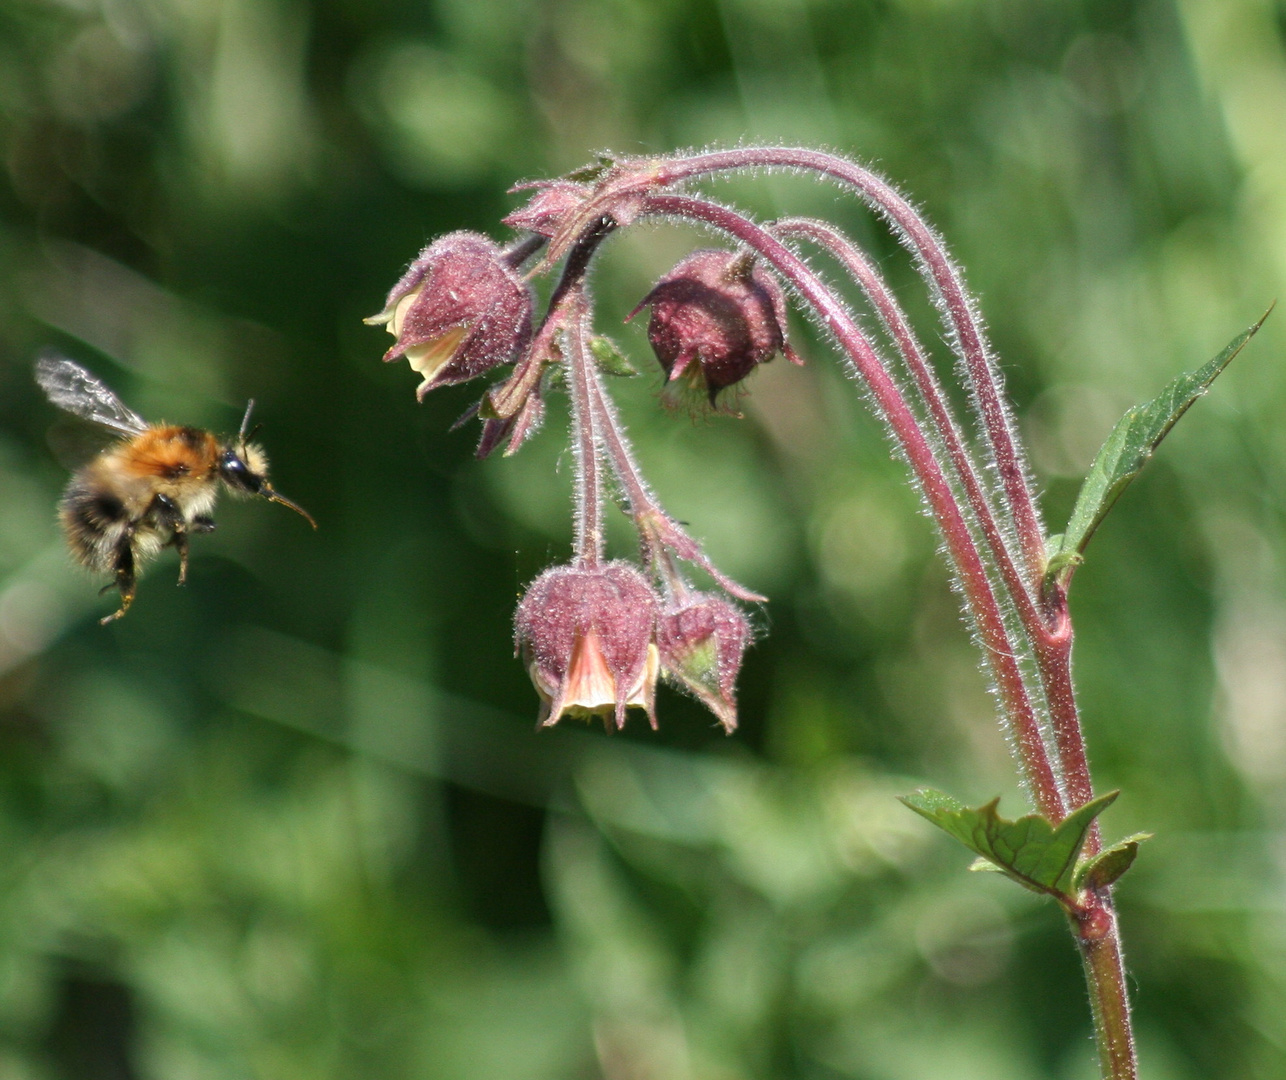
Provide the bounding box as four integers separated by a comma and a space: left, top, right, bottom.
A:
771, 217, 1099, 833
642, 147, 1048, 587
644, 190, 1066, 820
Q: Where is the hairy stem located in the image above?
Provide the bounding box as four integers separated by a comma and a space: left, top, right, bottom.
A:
645, 191, 1066, 819
647, 147, 1049, 587
643, 186, 1132, 1076
1038, 585, 1100, 845
585, 349, 763, 603
773, 217, 1106, 826
564, 293, 605, 567
771, 217, 1045, 640
1076, 904, 1137, 1080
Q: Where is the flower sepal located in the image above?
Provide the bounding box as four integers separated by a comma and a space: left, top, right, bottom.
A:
657, 593, 751, 733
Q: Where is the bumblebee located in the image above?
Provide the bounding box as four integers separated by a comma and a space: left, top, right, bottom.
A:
36, 355, 316, 624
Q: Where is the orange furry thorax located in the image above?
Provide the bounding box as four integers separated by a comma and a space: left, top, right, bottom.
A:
119, 426, 219, 480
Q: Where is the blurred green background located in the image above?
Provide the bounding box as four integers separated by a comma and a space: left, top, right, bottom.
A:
1, 0, 1283, 1076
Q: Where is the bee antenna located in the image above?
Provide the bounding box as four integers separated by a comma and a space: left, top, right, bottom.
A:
238, 399, 256, 443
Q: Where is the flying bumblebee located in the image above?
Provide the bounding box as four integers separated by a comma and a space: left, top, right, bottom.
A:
36, 355, 316, 624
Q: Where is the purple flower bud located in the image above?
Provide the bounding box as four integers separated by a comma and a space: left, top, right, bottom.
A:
657, 593, 751, 734
501, 181, 590, 238
366, 232, 534, 400
629, 249, 799, 406
514, 561, 660, 730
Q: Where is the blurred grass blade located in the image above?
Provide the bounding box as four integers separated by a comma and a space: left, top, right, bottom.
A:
900, 788, 1119, 902
1049, 309, 1270, 584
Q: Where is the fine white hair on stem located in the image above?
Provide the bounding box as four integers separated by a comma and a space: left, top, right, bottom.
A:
648, 147, 1049, 585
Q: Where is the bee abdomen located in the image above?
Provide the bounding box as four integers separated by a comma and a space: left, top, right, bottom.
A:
60, 478, 134, 572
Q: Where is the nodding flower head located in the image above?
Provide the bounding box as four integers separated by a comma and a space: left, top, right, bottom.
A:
366, 232, 534, 400
630, 249, 798, 407
657, 593, 751, 734
514, 562, 660, 730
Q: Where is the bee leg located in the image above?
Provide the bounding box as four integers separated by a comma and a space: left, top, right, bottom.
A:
164, 519, 214, 585
151, 494, 192, 586
163, 514, 214, 585
100, 541, 137, 625
171, 530, 191, 586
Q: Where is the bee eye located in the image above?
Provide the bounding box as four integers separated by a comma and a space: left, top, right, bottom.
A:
219, 450, 262, 493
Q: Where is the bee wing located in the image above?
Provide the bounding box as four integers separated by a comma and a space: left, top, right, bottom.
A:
35, 353, 148, 436
45, 418, 124, 471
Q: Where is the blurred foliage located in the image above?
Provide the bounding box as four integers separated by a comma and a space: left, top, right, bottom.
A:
1, 0, 1285, 1076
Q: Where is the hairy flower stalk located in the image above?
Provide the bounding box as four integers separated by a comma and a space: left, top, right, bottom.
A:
768, 218, 1036, 621
637, 177, 1125, 1076
583, 353, 764, 605
644, 191, 1066, 815
630, 149, 1100, 812
564, 294, 606, 567
770, 216, 1095, 822
616, 148, 1048, 582
371, 147, 1140, 1079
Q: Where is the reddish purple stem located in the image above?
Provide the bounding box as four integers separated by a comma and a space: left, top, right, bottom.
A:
771, 218, 1044, 627
642, 191, 1066, 820
582, 345, 766, 604
649, 148, 1049, 588
563, 293, 606, 567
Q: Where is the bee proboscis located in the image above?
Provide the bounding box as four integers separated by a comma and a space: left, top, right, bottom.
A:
36, 355, 316, 624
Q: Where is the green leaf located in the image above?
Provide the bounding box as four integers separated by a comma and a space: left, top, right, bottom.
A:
1052, 310, 1269, 582
1073, 833, 1151, 892
900, 788, 1119, 902
589, 335, 638, 377
560, 155, 615, 183
1044, 549, 1082, 581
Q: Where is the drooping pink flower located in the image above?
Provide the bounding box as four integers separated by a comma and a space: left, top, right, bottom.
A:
366, 231, 533, 400
657, 593, 751, 733
630, 249, 799, 406
514, 562, 660, 730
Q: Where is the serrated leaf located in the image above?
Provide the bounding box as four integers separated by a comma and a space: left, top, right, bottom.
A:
589, 335, 638, 376
1052, 310, 1269, 582
900, 788, 1119, 902
1073, 833, 1151, 892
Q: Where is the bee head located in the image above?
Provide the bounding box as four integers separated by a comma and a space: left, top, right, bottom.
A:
218, 400, 317, 529
218, 442, 270, 495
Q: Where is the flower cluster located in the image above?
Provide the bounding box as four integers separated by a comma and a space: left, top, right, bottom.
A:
368, 148, 1146, 1072
369, 203, 783, 731
511, 564, 750, 733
